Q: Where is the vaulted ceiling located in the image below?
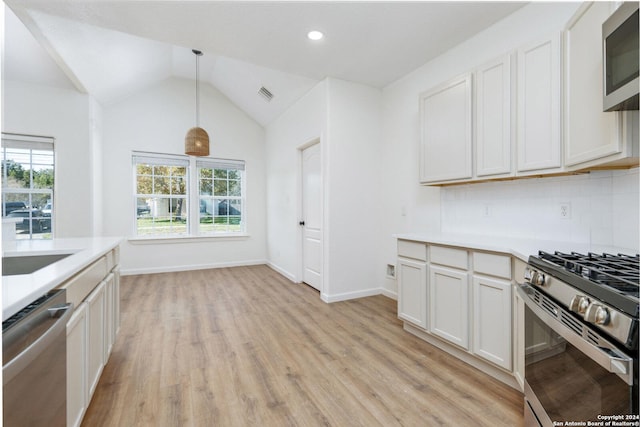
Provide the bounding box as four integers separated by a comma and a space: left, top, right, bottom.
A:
4, 1, 526, 126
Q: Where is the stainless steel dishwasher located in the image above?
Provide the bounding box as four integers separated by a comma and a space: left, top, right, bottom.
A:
3, 289, 73, 427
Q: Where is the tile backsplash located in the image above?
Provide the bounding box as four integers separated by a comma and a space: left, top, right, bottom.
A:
441, 169, 639, 251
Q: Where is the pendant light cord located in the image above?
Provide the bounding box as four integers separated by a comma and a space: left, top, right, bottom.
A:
193, 49, 203, 128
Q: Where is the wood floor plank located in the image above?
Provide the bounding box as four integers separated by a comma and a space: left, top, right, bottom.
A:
82, 265, 523, 426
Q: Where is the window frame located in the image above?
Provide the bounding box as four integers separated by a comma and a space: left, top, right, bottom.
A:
132, 151, 246, 239
1, 133, 55, 240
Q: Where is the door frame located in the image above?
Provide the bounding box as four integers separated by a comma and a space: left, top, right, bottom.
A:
297, 137, 323, 293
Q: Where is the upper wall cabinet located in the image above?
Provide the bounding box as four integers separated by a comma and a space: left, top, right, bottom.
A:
475, 55, 514, 178
419, 74, 473, 183
516, 33, 563, 174
564, 2, 639, 170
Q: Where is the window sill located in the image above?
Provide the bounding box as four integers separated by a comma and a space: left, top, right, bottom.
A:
128, 234, 250, 245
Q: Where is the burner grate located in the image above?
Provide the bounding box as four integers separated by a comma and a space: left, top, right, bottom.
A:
538, 251, 639, 298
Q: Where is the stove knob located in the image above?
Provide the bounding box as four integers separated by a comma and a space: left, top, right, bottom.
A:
584, 303, 610, 325
532, 271, 545, 286
569, 295, 590, 315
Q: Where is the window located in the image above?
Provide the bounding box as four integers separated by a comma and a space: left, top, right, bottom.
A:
1, 133, 55, 240
133, 152, 245, 238
197, 159, 245, 234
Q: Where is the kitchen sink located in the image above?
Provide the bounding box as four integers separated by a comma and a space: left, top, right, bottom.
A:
2, 253, 72, 276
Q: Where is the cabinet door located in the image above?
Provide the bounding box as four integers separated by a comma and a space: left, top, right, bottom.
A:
472, 276, 512, 370
517, 33, 562, 172
564, 2, 621, 166
114, 267, 121, 338
67, 302, 88, 427
87, 280, 106, 400
476, 55, 513, 177
513, 284, 525, 391
104, 273, 115, 360
429, 265, 469, 349
397, 258, 427, 329
420, 74, 473, 183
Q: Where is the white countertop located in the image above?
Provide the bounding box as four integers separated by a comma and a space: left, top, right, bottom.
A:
2, 237, 122, 321
394, 232, 639, 262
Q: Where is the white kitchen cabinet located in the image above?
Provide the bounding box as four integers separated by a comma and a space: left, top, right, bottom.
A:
564, 2, 639, 170
67, 302, 88, 427
397, 240, 428, 329
397, 258, 428, 329
472, 275, 512, 370
419, 73, 473, 183
475, 55, 513, 178
513, 280, 525, 391
517, 33, 563, 174
429, 265, 469, 349
63, 248, 120, 427
104, 272, 115, 359
87, 280, 106, 400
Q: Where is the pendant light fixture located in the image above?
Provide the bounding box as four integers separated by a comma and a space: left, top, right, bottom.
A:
185, 49, 210, 156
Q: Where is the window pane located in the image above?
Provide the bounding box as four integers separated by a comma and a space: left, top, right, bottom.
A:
136, 175, 152, 194
170, 177, 186, 195
153, 176, 169, 194
136, 164, 152, 175
228, 170, 239, 180
214, 169, 227, 179
200, 168, 212, 179
229, 180, 241, 197
213, 179, 227, 196
200, 179, 212, 196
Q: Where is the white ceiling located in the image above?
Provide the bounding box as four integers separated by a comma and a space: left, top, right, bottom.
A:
3, 1, 526, 126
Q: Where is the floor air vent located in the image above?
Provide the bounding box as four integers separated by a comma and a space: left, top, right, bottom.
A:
258, 86, 274, 102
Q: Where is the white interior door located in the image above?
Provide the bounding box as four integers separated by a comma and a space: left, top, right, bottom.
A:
301, 143, 322, 290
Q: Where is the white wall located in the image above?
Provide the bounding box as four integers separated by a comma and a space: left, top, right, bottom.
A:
101, 77, 266, 274
324, 78, 383, 301
2, 80, 94, 238
378, 2, 584, 297
265, 78, 384, 302
265, 80, 327, 281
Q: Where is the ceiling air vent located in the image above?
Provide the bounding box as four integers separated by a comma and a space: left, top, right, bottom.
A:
258, 86, 274, 102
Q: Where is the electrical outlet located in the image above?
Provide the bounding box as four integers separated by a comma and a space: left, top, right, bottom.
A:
560, 203, 571, 219
483, 204, 491, 217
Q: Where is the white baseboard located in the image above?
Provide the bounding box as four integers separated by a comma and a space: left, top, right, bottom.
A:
120, 259, 267, 276
321, 287, 382, 303
266, 262, 298, 282
380, 288, 397, 300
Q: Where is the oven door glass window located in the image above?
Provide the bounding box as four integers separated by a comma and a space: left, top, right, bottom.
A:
525, 306, 634, 423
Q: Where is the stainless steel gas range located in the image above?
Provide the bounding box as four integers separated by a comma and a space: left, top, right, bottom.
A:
517, 251, 639, 427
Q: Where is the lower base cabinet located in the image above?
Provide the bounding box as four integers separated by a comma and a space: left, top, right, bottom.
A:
472, 276, 512, 370
65, 249, 120, 427
67, 303, 88, 427
429, 265, 469, 349
397, 239, 517, 389
397, 258, 428, 329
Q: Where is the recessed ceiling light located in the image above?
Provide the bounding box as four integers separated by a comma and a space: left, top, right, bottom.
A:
307, 30, 324, 41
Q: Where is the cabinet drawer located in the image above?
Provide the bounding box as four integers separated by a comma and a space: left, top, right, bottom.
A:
398, 240, 427, 261
473, 252, 511, 280
59, 256, 108, 310
430, 245, 467, 270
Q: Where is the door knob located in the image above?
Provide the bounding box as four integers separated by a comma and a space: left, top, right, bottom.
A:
299, 221, 305, 226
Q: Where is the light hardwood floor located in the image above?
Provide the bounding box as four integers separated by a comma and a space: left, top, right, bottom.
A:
82, 265, 524, 426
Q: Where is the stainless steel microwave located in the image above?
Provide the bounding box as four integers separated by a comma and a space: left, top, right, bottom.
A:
603, 2, 639, 111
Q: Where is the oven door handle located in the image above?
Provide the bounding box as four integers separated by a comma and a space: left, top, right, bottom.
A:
516, 283, 634, 385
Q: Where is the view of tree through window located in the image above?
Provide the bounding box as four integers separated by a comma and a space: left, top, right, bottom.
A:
199, 166, 243, 233
135, 158, 188, 236
1, 134, 55, 240
133, 153, 245, 237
